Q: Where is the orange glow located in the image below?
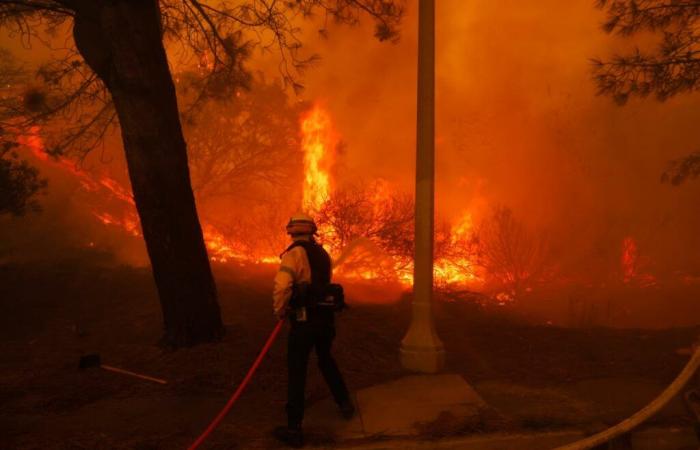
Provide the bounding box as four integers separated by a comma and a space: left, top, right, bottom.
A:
203, 225, 265, 264
434, 212, 481, 286
93, 212, 141, 237
621, 236, 657, 287
18, 127, 135, 205
301, 106, 335, 213
18, 127, 273, 265
20, 111, 485, 293
621, 236, 637, 283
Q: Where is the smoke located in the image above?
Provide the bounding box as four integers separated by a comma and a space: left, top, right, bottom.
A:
0, 141, 148, 266
288, 0, 700, 275
3, 0, 700, 283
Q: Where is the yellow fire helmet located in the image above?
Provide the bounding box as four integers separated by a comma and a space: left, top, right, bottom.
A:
286, 213, 318, 236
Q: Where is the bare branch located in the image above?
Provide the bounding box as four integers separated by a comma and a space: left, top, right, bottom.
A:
0, 0, 404, 158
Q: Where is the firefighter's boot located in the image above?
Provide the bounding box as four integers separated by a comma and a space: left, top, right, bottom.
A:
339, 398, 355, 420
273, 426, 304, 448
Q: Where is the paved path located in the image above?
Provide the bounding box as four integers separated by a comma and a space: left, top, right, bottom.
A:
314, 427, 697, 450
304, 374, 699, 449
306, 374, 485, 439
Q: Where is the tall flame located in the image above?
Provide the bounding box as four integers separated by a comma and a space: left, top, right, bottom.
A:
19, 110, 486, 291
301, 106, 335, 213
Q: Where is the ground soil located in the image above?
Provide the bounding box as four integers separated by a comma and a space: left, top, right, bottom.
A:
1, 260, 699, 449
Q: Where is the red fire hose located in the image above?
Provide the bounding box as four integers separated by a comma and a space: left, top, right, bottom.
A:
188, 319, 285, 450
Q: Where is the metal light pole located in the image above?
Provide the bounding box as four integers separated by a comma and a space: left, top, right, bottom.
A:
400, 0, 445, 373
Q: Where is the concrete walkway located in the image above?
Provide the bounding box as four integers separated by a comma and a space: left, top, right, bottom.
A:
305, 374, 486, 439
303, 373, 699, 449
324, 427, 697, 450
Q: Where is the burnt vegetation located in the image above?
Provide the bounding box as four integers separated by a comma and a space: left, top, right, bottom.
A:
0, 145, 46, 216
473, 207, 552, 299
316, 184, 549, 300
317, 181, 414, 257
0, 50, 46, 217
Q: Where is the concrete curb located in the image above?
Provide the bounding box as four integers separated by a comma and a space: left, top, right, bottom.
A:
321, 426, 698, 450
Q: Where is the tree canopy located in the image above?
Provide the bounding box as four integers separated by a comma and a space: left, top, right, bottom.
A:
594, 1, 700, 184
0, 0, 404, 159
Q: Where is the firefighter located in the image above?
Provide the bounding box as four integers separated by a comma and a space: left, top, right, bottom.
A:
272, 213, 354, 448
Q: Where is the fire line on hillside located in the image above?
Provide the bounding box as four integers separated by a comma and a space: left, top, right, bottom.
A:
18, 106, 661, 298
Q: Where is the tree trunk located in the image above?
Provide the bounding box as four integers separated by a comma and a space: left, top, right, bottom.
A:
72, 0, 223, 347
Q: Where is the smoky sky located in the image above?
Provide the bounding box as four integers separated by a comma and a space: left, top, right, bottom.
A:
287, 0, 700, 271
3, 1, 700, 273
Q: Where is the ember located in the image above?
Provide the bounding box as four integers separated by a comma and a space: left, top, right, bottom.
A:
621, 236, 637, 283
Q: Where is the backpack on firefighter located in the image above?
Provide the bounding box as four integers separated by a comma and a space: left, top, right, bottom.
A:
286, 239, 346, 312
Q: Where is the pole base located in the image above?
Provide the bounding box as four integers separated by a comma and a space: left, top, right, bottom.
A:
400, 343, 445, 374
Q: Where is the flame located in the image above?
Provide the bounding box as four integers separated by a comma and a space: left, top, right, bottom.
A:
18, 127, 135, 205
203, 225, 255, 263
93, 212, 141, 237
301, 106, 335, 213
434, 212, 481, 286
20, 110, 483, 293
621, 236, 637, 283
15, 106, 676, 300
621, 236, 657, 287
17, 127, 273, 264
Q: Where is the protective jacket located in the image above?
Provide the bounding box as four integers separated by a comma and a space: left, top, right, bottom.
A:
273, 237, 332, 318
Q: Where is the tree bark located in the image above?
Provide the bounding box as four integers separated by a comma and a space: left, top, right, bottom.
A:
72, 0, 223, 347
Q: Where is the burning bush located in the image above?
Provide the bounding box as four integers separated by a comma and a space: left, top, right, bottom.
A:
434, 215, 481, 288
178, 80, 308, 263
316, 180, 414, 281
205, 200, 297, 263
474, 206, 552, 299
316, 180, 483, 287
317, 180, 413, 255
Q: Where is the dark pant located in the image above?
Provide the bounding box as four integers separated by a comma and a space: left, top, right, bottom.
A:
286, 318, 349, 429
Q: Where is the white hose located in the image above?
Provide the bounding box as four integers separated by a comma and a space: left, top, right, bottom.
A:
554, 342, 700, 450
